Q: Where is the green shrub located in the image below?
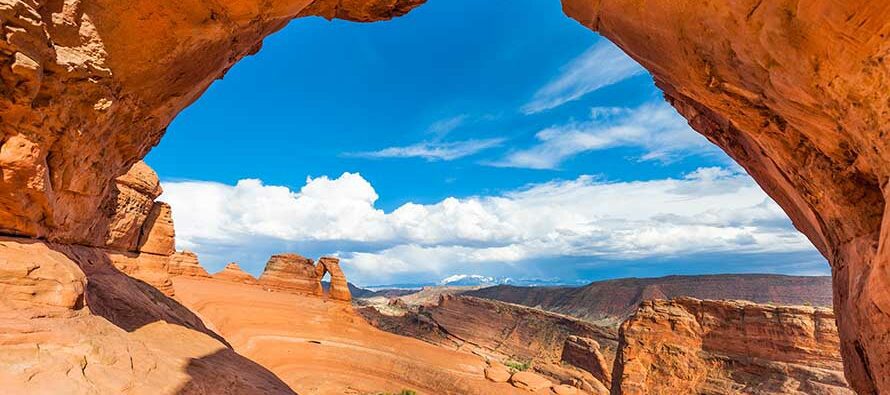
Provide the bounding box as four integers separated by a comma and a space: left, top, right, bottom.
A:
504, 359, 531, 372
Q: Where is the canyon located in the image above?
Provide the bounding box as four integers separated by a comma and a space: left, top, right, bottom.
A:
358, 284, 850, 394
0, 0, 887, 393
468, 274, 834, 325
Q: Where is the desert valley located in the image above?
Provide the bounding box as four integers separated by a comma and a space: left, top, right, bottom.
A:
0, 0, 888, 394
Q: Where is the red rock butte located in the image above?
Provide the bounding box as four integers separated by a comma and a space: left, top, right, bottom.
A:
0, 0, 888, 393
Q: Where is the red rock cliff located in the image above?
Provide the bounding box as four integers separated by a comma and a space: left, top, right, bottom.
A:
611, 297, 850, 394
1, 0, 887, 391
559, 1, 889, 392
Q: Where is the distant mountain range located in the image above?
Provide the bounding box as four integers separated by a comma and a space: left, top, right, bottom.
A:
361, 275, 588, 291
467, 274, 833, 325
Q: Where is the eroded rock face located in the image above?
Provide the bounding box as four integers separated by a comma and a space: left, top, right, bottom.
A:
1, 0, 887, 391
360, 294, 617, 392
259, 253, 323, 295
611, 297, 851, 394
169, 250, 212, 278
316, 256, 351, 302
214, 262, 257, 284
0, 0, 425, 247
559, 2, 889, 392
561, 335, 611, 389
0, 237, 295, 394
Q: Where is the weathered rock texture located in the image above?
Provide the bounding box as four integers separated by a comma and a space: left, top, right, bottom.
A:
559, 2, 890, 392
0, 0, 887, 391
0, 237, 295, 394
611, 297, 851, 394
0, 0, 424, 247
169, 250, 212, 278
258, 253, 323, 295
316, 256, 350, 301
214, 262, 257, 284
172, 276, 530, 395
360, 294, 618, 392
561, 335, 611, 389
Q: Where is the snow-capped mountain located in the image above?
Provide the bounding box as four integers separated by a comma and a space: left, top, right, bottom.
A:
438, 274, 507, 286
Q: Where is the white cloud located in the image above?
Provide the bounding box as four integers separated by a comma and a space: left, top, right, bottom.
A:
161, 168, 814, 282
521, 40, 646, 114
347, 138, 505, 161
496, 101, 718, 169
426, 115, 467, 139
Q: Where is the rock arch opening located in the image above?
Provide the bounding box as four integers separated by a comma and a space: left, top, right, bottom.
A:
0, 0, 887, 393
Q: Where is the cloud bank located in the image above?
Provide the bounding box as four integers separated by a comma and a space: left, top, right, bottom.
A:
161, 168, 816, 284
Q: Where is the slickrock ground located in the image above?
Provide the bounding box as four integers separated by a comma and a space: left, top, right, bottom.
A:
0, 238, 294, 394
359, 293, 618, 392
0, 0, 887, 392
612, 297, 851, 394
171, 276, 533, 395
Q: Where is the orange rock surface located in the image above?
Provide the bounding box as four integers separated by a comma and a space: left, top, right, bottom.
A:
0, 0, 888, 391
172, 276, 530, 395
214, 262, 257, 284
0, 238, 294, 394
258, 253, 323, 295
315, 256, 351, 301
560, 2, 890, 391
611, 297, 851, 394
360, 294, 617, 392
169, 251, 212, 278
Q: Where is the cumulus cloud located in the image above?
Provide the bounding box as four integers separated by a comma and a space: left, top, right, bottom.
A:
346, 138, 505, 161
496, 101, 719, 169
161, 168, 815, 283
521, 40, 646, 114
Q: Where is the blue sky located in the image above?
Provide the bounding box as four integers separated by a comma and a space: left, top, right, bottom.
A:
146, 0, 827, 286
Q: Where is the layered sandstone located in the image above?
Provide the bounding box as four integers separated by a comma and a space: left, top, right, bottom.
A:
469, 274, 833, 325
360, 294, 618, 392
559, 2, 890, 391
0, 0, 424, 247
172, 275, 530, 395
0, 0, 887, 391
169, 251, 212, 278
214, 262, 257, 284
316, 256, 350, 301
0, 238, 295, 394
611, 297, 851, 394
258, 253, 323, 295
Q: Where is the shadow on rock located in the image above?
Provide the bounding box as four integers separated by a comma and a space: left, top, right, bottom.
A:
50, 244, 231, 346
176, 348, 297, 395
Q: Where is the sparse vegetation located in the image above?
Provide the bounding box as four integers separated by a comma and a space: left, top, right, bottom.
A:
504, 359, 531, 372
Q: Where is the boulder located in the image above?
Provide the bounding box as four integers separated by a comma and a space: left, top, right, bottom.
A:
484, 362, 511, 383
550, 384, 578, 395
214, 262, 257, 284
510, 371, 552, 392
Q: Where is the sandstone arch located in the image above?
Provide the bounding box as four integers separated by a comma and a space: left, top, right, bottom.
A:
316, 256, 351, 302
0, 0, 887, 392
